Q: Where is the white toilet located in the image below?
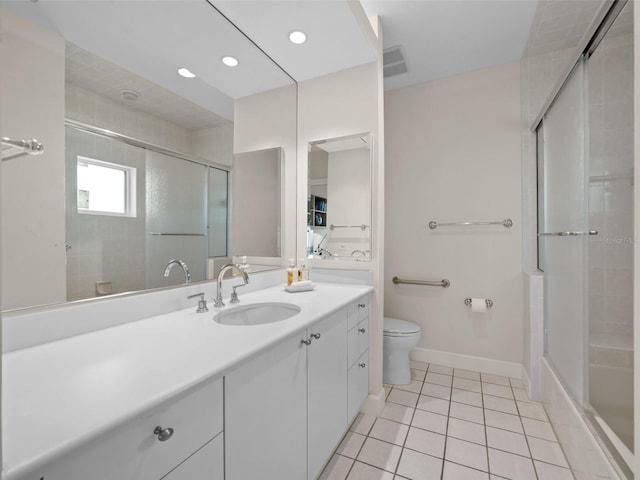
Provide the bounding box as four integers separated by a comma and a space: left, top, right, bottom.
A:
383, 317, 422, 385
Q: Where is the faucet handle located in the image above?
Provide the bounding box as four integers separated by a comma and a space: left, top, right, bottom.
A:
187, 293, 209, 313
230, 283, 247, 304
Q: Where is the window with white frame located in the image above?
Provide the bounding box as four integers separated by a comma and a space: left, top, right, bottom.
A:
77, 156, 136, 217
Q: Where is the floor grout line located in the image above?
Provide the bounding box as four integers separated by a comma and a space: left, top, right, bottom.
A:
321, 365, 575, 480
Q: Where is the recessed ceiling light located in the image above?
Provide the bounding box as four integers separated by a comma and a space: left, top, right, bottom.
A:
177, 67, 196, 78
289, 30, 307, 44
222, 56, 239, 67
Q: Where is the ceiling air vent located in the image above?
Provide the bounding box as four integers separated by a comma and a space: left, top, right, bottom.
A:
383, 45, 408, 78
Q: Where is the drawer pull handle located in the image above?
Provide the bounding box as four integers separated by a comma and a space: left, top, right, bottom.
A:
358, 303, 366, 308
359, 362, 366, 368
359, 328, 366, 333
301, 338, 312, 346
310, 333, 321, 340
154, 426, 174, 441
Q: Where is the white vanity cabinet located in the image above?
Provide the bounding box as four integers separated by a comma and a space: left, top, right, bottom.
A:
347, 297, 370, 422
225, 295, 369, 480
161, 434, 223, 480
24, 377, 224, 480
307, 308, 348, 479
224, 330, 308, 480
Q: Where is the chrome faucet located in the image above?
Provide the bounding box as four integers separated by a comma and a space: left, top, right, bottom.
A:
164, 259, 191, 284
214, 263, 249, 308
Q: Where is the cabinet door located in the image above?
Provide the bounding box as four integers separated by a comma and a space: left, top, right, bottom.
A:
225, 333, 307, 480
307, 309, 348, 480
161, 434, 223, 480
348, 352, 369, 422
29, 377, 223, 480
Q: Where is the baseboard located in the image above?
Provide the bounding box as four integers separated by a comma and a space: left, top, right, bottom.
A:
521, 364, 532, 399
410, 347, 523, 379
360, 387, 385, 416
541, 359, 624, 479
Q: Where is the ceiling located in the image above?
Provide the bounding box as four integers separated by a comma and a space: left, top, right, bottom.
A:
360, 0, 538, 90
218, 0, 541, 91
5, 0, 554, 127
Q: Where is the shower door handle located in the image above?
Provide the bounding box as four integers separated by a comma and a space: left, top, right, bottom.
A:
537, 230, 598, 236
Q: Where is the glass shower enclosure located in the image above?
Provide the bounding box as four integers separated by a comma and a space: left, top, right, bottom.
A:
537, 0, 634, 466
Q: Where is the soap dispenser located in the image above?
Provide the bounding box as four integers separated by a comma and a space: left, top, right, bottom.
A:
298, 258, 308, 282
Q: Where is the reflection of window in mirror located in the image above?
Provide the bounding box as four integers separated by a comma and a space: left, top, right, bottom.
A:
77, 156, 136, 217
308, 133, 371, 261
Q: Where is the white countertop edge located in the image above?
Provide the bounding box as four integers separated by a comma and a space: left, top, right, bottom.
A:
3, 282, 373, 479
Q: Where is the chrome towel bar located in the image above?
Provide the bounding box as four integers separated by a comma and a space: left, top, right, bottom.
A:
149, 233, 206, 236
392, 276, 450, 288
538, 230, 598, 236
429, 218, 512, 229
1, 136, 44, 161
329, 224, 370, 231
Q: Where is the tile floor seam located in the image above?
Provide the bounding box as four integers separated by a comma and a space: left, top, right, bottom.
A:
480, 371, 492, 479
343, 427, 371, 479
438, 365, 455, 480
321, 364, 575, 480
512, 380, 541, 480
391, 381, 421, 479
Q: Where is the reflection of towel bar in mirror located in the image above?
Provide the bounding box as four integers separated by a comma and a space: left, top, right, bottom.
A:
148, 233, 207, 236
329, 224, 370, 231
428, 218, 513, 229
1, 137, 44, 161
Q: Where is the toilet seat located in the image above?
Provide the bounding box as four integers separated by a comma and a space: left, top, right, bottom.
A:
383, 317, 421, 337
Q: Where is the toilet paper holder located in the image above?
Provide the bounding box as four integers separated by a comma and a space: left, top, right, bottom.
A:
464, 298, 493, 309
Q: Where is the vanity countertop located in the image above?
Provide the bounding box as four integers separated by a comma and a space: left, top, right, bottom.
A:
3, 282, 373, 479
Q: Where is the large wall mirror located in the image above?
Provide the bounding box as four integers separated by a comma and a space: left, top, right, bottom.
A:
307, 133, 372, 262
0, 1, 296, 311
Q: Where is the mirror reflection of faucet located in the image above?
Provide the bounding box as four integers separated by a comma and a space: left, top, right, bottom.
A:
163, 259, 191, 284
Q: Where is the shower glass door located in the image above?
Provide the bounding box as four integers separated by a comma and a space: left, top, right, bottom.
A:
586, 0, 634, 454
540, 59, 589, 406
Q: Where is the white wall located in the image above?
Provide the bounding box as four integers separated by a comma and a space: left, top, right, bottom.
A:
0, 10, 66, 310
385, 62, 524, 366
297, 57, 384, 411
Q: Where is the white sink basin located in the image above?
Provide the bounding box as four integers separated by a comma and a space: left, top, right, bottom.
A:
213, 302, 301, 326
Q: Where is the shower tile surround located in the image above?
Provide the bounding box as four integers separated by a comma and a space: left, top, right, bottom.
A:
64, 82, 233, 301
320, 362, 573, 480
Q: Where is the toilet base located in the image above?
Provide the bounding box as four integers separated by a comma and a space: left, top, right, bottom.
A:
383, 349, 412, 385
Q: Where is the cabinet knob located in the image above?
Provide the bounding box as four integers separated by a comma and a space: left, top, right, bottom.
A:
358, 303, 366, 308
301, 338, 312, 346
310, 333, 321, 340
153, 426, 174, 441
359, 363, 366, 368
358, 328, 366, 334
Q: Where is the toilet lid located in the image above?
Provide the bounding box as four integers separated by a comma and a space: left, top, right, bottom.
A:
384, 317, 421, 335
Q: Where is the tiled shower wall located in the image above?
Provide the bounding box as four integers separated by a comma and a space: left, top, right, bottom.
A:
65, 128, 146, 301
65, 83, 231, 300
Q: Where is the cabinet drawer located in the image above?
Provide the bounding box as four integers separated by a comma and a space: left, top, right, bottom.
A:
357, 296, 369, 322
35, 376, 224, 480
161, 433, 223, 480
347, 295, 369, 330
348, 352, 369, 422
347, 318, 369, 368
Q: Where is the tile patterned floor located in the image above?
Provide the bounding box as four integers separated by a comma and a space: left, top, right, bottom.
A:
319, 361, 574, 480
